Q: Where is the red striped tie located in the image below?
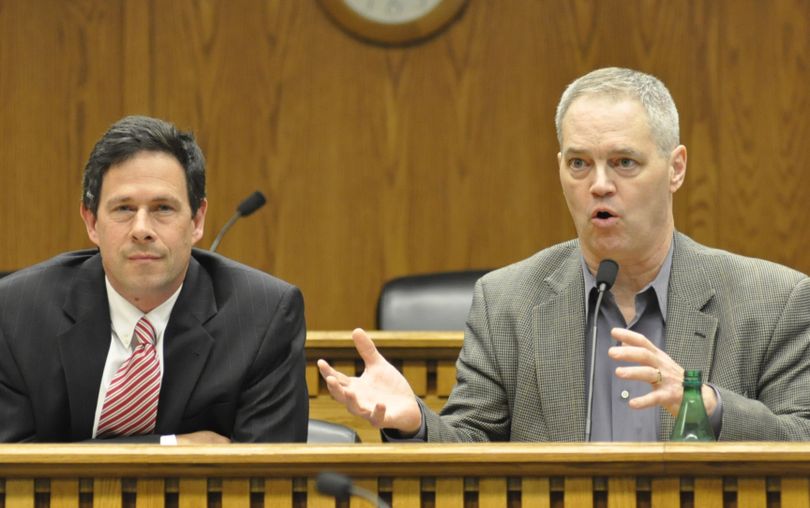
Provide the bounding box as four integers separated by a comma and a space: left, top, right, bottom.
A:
97, 317, 162, 437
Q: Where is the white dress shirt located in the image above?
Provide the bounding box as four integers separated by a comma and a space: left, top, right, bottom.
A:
91, 277, 182, 442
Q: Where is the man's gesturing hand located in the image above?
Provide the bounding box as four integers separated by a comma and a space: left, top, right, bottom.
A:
609, 327, 717, 417
317, 328, 422, 433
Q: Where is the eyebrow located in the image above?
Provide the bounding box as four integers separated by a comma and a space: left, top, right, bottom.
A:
562, 147, 644, 158
106, 195, 183, 206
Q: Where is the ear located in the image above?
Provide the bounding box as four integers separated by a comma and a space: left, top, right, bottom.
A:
191, 198, 208, 245
80, 204, 100, 246
669, 145, 687, 193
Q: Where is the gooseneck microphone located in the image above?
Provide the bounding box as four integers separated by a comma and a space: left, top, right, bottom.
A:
210, 190, 267, 253
584, 259, 619, 442
316, 471, 391, 508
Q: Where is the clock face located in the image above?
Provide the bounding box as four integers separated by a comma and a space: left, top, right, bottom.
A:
343, 0, 443, 24
319, 0, 468, 45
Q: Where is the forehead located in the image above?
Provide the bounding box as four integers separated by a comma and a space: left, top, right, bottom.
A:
100, 151, 189, 202
560, 95, 655, 151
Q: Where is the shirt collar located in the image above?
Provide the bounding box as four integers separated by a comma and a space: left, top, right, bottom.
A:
581, 238, 674, 321
105, 277, 183, 349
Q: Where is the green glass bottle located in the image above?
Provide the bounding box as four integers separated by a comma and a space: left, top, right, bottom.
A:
669, 370, 716, 442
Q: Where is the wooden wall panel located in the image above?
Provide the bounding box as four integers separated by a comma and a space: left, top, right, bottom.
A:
0, 0, 808, 328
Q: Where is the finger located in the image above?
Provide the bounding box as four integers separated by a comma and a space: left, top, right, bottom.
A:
609, 345, 658, 366
317, 359, 351, 384
368, 402, 387, 428
627, 391, 661, 410
352, 328, 383, 364
611, 328, 656, 351
323, 375, 348, 403
615, 365, 661, 384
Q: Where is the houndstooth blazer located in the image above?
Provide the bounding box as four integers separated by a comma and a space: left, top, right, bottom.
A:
423, 232, 810, 441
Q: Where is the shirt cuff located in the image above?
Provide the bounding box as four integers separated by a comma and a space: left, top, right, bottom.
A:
381, 407, 427, 442
160, 434, 178, 446
706, 383, 724, 438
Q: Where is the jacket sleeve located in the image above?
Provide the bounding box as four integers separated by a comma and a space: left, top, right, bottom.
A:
717, 276, 810, 440
424, 280, 511, 442
0, 327, 37, 442
231, 285, 309, 442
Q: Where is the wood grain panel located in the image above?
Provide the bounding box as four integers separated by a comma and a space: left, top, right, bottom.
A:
50, 479, 79, 508
178, 478, 206, 508
0, 0, 808, 330
781, 477, 810, 508
5, 479, 34, 508
93, 478, 123, 508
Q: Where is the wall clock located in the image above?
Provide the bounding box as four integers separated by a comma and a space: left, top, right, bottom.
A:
318, 0, 468, 45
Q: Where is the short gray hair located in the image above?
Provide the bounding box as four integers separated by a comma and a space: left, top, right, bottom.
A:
555, 67, 680, 154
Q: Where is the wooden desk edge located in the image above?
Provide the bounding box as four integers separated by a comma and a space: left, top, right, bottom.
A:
3, 442, 810, 477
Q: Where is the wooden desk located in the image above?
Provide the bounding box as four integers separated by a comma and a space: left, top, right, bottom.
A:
306, 331, 463, 443
2, 443, 810, 507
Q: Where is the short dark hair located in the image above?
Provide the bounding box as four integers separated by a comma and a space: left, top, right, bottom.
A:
82, 115, 206, 215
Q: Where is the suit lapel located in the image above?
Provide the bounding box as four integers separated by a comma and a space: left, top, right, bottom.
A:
57, 254, 112, 440
660, 233, 718, 437
533, 253, 587, 441
155, 257, 217, 433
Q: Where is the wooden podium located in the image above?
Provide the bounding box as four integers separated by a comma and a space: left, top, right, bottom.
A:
2, 442, 810, 507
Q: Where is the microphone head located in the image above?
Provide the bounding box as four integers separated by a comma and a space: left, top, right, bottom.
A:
316, 471, 352, 500
236, 191, 266, 217
596, 259, 619, 290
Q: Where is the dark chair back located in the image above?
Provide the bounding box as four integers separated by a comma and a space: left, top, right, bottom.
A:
376, 269, 490, 330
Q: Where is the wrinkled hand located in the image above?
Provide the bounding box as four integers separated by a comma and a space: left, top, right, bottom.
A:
609, 328, 717, 417
176, 431, 231, 444
317, 328, 422, 433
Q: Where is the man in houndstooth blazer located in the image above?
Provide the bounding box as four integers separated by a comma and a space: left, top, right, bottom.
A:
421, 232, 810, 441
318, 67, 810, 441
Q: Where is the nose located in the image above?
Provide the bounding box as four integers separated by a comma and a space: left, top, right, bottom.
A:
589, 163, 615, 197
130, 209, 155, 242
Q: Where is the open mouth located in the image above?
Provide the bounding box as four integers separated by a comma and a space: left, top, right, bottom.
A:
595, 211, 613, 219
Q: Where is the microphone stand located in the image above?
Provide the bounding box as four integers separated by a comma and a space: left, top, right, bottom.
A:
210, 212, 240, 253
585, 284, 607, 442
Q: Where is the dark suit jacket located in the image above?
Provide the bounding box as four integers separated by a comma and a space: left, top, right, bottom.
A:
0, 249, 309, 442
423, 233, 810, 441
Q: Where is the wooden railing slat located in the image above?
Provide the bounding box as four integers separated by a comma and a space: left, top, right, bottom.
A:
93, 478, 122, 508
737, 477, 766, 508
51, 479, 79, 508
178, 478, 206, 508
781, 478, 810, 508
564, 477, 593, 508
402, 361, 428, 396
222, 478, 250, 508
479, 477, 507, 508
694, 477, 723, 508
135, 478, 164, 508
522, 477, 551, 508
607, 477, 636, 508
650, 477, 680, 508
392, 477, 420, 508
264, 478, 293, 507
435, 477, 464, 508
6, 478, 35, 508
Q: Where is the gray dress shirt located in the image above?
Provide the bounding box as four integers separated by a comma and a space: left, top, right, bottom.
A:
582, 249, 671, 441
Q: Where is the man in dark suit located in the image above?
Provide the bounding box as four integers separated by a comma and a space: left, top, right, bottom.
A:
0, 115, 308, 443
